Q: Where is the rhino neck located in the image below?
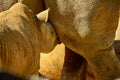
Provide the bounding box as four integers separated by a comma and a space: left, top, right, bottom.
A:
0, 0, 18, 12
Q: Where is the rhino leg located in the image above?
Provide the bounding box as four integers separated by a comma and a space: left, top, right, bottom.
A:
86, 40, 120, 80
84, 1, 120, 80
61, 41, 120, 80
61, 47, 87, 80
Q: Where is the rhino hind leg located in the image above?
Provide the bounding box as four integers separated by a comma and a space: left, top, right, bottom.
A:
86, 40, 120, 80
61, 47, 87, 80
60, 42, 120, 80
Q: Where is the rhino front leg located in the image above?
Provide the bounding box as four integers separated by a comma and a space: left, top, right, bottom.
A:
83, 1, 120, 80
61, 47, 87, 80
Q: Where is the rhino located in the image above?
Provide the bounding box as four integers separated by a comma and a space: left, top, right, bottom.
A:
0, 2, 58, 80
1, 0, 120, 80
18, 0, 120, 80
44, 0, 120, 80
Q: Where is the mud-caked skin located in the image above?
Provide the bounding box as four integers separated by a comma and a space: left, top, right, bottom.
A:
44, 0, 120, 80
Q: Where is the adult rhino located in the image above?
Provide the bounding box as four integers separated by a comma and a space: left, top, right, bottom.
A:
7, 0, 120, 80
0, 2, 58, 80
44, 0, 120, 80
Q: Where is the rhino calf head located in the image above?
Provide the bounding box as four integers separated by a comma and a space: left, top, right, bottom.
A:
10, 3, 58, 53
0, 2, 58, 79
37, 9, 59, 53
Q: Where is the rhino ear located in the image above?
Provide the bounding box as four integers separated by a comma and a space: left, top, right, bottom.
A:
36, 8, 50, 22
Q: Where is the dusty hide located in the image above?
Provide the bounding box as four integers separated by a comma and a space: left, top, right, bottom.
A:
0, 3, 41, 78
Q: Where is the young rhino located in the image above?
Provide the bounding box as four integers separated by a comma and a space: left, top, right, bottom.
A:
0, 2, 58, 80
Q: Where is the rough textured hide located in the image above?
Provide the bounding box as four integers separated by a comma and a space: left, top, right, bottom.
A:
0, 0, 18, 12
11, 0, 120, 80
0, 3, 40, 78
44, 0, 120, 80
57, 0, 98, 37
0, 2, 58, 79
